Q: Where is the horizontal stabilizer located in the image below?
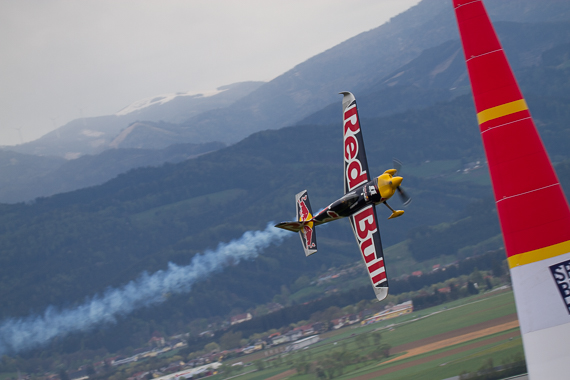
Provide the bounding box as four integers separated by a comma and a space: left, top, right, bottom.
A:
275, 219, 317, 256
275, 221, 304, 233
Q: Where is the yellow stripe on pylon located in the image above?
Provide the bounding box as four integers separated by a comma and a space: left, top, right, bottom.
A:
507, 240, 570, 268
477, 99, 528, 124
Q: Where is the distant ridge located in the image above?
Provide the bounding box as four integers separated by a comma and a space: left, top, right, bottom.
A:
6, 81, 262, 157
0, 141, 224, 203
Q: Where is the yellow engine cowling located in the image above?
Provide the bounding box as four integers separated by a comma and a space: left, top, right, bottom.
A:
377, 171, 403, 200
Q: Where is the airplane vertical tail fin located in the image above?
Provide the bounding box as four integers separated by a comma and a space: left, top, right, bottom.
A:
274, 190, 317, 256
295, 190, 317, 256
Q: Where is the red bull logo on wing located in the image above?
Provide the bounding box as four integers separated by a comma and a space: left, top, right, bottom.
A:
344, 104, 368, 191
352, 206, 386, 285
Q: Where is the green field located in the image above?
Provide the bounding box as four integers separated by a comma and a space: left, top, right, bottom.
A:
342, 332, 522, 380
380, 290, 516, 345
215, 289, 523, 380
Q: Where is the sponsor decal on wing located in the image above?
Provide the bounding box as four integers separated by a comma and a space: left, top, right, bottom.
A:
343, 101, 369, 193
351, 206, 387, 286
550, 259, 570, 314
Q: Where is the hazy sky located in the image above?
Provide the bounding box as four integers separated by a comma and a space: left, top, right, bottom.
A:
0, 0, 420, 146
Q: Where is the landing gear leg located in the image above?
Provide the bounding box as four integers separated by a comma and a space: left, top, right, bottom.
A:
384, 202, 404, 219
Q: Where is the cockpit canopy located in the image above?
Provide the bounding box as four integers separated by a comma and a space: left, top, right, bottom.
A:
337, 192, 360, 210
321, 192, 361, 218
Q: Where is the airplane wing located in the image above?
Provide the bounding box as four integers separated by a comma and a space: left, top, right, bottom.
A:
349, 204, 389, 301
341, 92, 371, 195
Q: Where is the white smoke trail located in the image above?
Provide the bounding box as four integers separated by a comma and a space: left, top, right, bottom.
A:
0, 223, 290, 356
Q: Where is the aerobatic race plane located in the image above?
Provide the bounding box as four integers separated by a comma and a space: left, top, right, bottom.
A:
275, 92, 410, 301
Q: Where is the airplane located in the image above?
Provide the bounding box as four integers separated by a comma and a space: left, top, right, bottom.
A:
275, 92, 410, 301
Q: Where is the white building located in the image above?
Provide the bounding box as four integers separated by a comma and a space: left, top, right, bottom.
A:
152, 362, 221, 380
361, 300, 413, 325
286, 335, 319, 352
271, 335, 289, 346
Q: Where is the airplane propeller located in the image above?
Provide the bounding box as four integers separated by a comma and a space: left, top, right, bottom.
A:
397, 186, 412, 206
393, 158, 412, 206
393, 158, 403, 174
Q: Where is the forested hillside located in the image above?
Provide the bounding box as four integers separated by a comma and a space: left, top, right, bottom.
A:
0, 142, 225, 203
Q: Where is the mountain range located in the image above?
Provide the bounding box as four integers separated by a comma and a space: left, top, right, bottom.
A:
6, 81, 262, 158
1, 0, 570, 359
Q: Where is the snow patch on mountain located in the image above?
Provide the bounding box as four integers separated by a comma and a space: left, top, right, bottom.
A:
82, 129, 105, 137
116, 89, 227, 116
64, 152, 81, 160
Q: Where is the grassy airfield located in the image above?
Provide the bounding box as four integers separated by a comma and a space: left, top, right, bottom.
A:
217, 288, 523, 380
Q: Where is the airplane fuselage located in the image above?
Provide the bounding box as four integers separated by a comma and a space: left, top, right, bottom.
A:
312, 170, 401, 225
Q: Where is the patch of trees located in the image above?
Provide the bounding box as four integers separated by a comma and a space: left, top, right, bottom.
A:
458, 353, 527, 379
286, 332, 389, 379
411, 280, 479, 311
390, 248, 505, 295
